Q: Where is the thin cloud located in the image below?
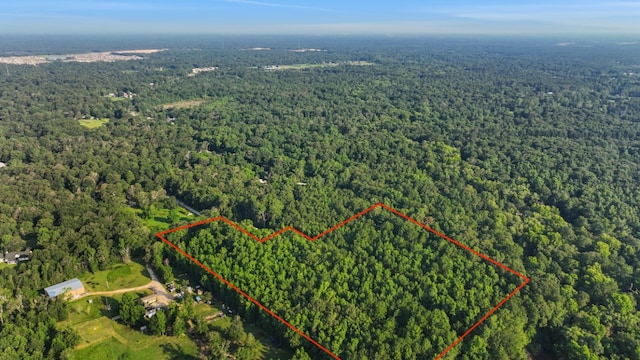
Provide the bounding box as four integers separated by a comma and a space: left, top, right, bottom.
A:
223, 0, 334, 12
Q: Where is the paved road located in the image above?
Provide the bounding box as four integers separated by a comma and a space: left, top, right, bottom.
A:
82, 265, 174, 307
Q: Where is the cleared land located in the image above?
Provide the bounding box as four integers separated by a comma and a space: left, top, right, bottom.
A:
159, 100, 205, 110
69, 318, 199, 360
0, 49, 166, 65
265, 61, 374, 71
78, 118, 109, 129
127, 206, 194, 232
79, 261, 150, 292
60, 264, 196, 360
157, 97, 231, 111
64, 260, 291, 359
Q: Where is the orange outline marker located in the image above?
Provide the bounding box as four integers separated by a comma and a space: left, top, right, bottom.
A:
156, 202, 529, 359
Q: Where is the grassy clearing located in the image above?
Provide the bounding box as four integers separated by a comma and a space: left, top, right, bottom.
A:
276, 63, 333, 70
69, 318, 199, 360
79, 261, 150, 292
160, 99, 205, 109
61, 291, 152, 328
344, 60, 375, 66
63, 293, 197, 359
60, 295, 120, 326
78, 118, 109, 129
246, 323, 293, 359
64, 268, 292, 359
132, 206, 194, 232
0, 262, 15, 270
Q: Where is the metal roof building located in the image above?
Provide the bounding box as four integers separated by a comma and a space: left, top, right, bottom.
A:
44, 278, 85, 299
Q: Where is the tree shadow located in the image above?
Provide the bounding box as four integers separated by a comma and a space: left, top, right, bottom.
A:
98, 296, 119, 318
160, 343, 200, 360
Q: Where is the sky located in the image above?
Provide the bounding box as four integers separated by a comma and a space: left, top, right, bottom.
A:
1, 0, 639, 35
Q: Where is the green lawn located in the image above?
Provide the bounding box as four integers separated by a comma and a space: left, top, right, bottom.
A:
0, 262, 15, 270
134, 206, 195, 232
192, 301, 231, 331
79, 261, 150, 292
63, 293, 198, 360
69, 318, 199, 360
78, 118, 109, 128
246, 324, 294, 360
60, 296, 119, 326
62, 272, 292, 359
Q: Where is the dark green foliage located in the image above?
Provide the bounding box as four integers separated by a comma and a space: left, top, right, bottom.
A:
149, 308, 167, 336
0, 36, 640, 358
227, 315, 247, 343
118, 292, 145, 326
172, 212, 513, 358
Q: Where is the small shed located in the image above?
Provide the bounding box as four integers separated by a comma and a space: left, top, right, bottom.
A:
44, 278, 85, 299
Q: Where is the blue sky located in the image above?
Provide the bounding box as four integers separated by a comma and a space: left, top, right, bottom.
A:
1, 0, 639, 35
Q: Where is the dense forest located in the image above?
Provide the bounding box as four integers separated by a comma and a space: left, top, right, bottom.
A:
1, 36, 640, 359
165, 210, 525, 359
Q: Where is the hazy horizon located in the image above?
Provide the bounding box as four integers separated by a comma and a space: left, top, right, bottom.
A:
1, 0, 640, 36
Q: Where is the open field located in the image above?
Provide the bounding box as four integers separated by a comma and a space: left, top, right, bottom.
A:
60, 295, 120, 327
69, 318, 199, 360
79, 261, 150, 292
62, 279, 290, 359
78, 118, 109, 129
130, 206, 194, 232
61, 292, 198, 360
265, 61, 374, 71
0, 49, 166, 65
159, 99, 205, 109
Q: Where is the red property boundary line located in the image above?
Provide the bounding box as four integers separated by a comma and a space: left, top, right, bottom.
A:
156, 202, 530, 359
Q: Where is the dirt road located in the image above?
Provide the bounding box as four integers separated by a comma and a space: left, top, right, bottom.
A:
82, 265, 174, 306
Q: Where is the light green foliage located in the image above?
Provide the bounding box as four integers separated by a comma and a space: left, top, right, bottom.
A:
77, 118, 109, 128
